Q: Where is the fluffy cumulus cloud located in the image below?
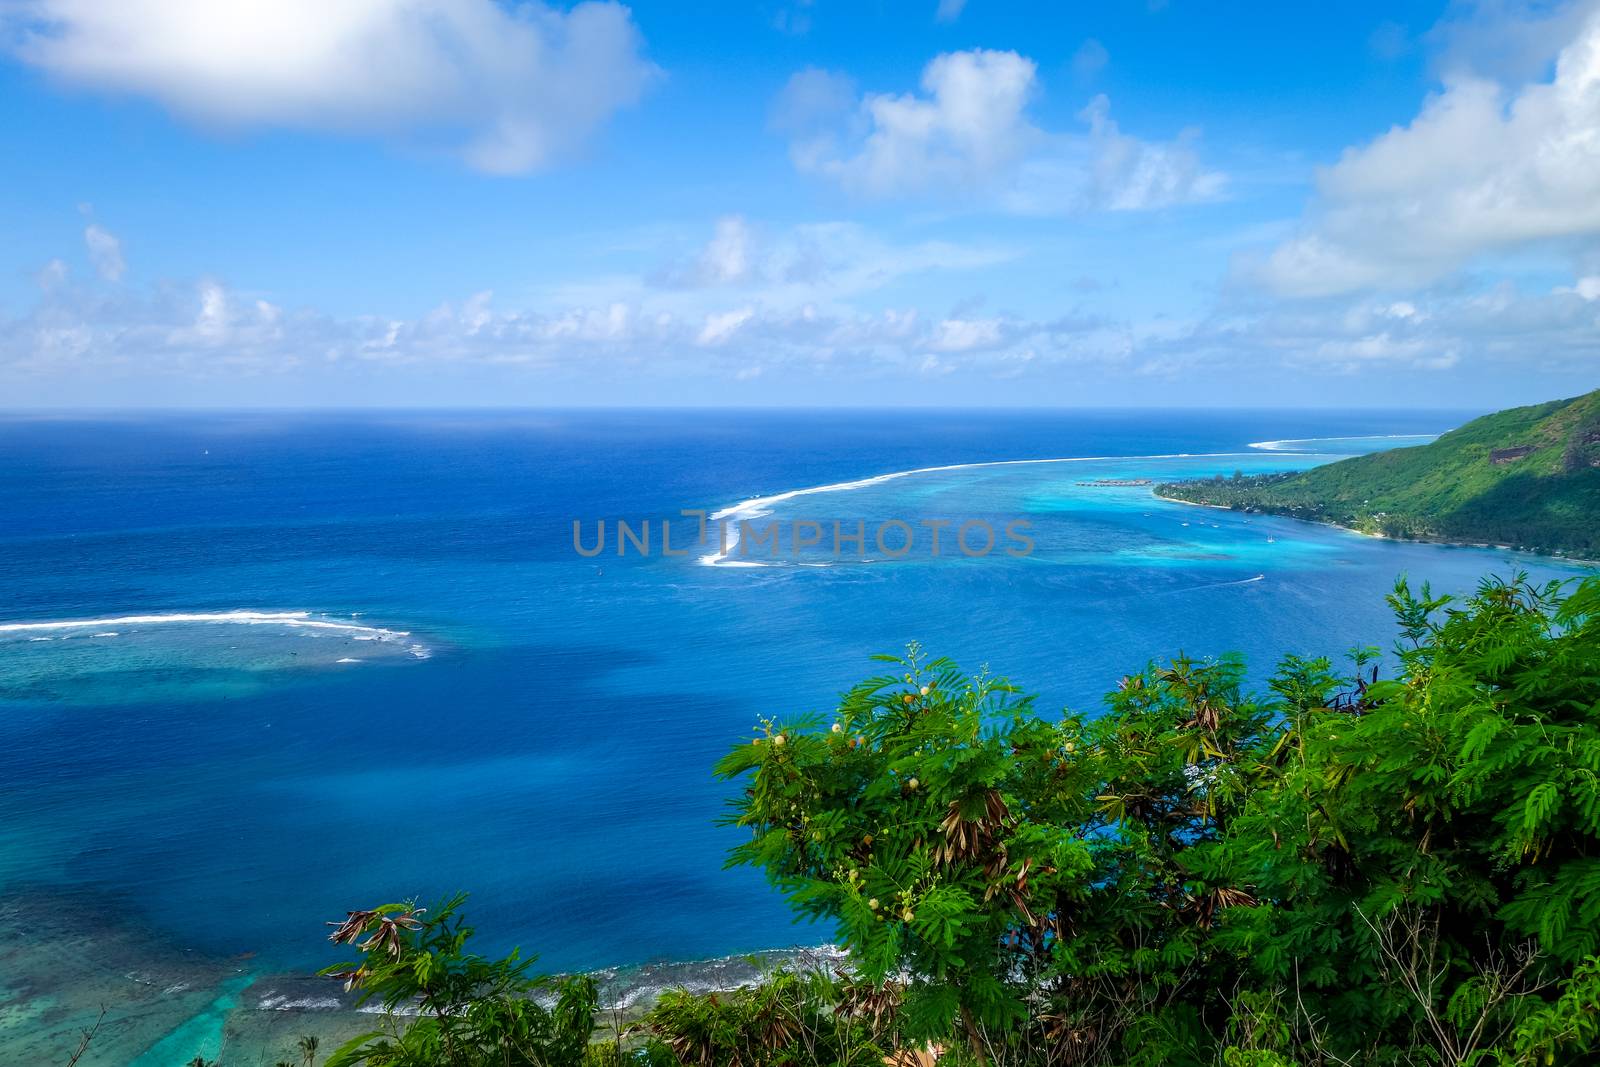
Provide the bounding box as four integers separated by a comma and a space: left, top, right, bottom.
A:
791, 49, 1039, 196
775, 48, 1223, 212
4, 0, 657, 173
1258, 3, 1600, 296
1060, 95, 1224, 211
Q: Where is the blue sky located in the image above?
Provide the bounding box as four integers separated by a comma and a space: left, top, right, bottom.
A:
1, 0, 1597, 407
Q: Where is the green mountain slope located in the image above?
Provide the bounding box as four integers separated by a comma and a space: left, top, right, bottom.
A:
1156, 389, 1600, 556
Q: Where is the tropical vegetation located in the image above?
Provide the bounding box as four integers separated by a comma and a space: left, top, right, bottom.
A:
1155, 389, 1600, 556
179, 571, 1600, 1066
693, 572, 1600, 1065
311, 894, 604, 1066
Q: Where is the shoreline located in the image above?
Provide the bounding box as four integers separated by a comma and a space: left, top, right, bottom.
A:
0, 882, 843, 1064
220, 944, 845, 1059
0, 884, 838, 1064
1150, 488, 1600, 567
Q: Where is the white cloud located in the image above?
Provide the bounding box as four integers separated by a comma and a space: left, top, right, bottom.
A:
83, 223, 123, 281
930, 317, 1006, 352
778, 49, 1223, 212
0, 255, 1124, 389
1072, 95, 1225, 211
6, 0, 657, 174
1314, 333, 1439, 365
1158, 279, 1600, 381
647, 217, 1017, 308
819, 49, 1038, 196
1259, 5, 1600, 296
1560, 275, 1600, 299
934, 0, 967, 23
192, 280, 230, 341
697, 216, 755, 285
9, 253, 1595, 401
22, 195, 1593, 401
697, 307, 754, 346
1427, 0, 1599, 82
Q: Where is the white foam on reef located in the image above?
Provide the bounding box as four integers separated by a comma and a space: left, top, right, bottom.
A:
698, 452, 1260, 567
594, 944, 852, 1011
257, 994, 344, 1011
0, 611, 425, 660
0, 610, 409, 640
1248, 434, 1436, 453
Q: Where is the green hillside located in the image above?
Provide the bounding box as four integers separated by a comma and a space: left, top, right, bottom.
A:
1156, 389, 1600, 556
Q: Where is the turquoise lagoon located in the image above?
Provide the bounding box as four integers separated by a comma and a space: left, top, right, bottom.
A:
0, 410, 1589, 1062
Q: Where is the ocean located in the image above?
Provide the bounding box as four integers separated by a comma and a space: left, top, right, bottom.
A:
0, 408, 1591, 1062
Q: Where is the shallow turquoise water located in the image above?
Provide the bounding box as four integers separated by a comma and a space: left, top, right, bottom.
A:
0, 409, 1588, 1011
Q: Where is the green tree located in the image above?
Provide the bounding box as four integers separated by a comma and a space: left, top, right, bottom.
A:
639, 966, 900, 1067
1204, 575, 1600, 1064
716, 647, 1102, 1060
319, 894, 597, 1067
719, 574, 1600, 1066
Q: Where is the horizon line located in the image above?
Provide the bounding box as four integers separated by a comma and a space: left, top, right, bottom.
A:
0, 402, 1492, 416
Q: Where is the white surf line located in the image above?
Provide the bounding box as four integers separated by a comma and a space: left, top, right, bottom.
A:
0, 610, 410, 639
697, 451, 1264, 567
1248, 433, 1438, 453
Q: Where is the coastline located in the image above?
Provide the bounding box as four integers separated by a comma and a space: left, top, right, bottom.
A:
0, 886, 840, 1065
229, 944, 849, 1060
1150, 488, 1600, 568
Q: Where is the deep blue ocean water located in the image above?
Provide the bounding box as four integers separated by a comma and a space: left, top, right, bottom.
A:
0, 409, 1592, 1049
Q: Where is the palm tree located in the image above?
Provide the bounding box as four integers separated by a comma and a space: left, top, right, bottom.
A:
297, 1033, 320, 1067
